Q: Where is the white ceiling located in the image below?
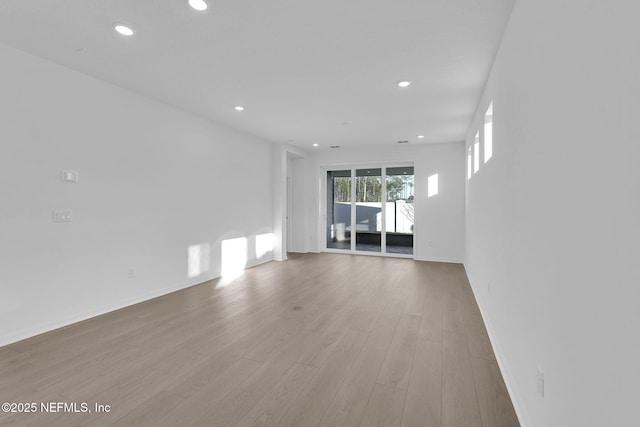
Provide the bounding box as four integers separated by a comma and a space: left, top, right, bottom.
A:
0, 0, 514, 150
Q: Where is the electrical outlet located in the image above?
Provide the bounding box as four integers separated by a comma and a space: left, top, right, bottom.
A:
53, 209, 73, 223
537, 367, 545, 397
487, 281, 491, 293
128, 268, 136, 279
428, 240, 433, 247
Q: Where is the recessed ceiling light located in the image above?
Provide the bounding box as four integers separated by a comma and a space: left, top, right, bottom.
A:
114, 25, 134, 36
188, 0, 208, 11
417, 135, 425, 139
397, 80, 411, 88
313, 143, 319, 147
234, 106, 244, 111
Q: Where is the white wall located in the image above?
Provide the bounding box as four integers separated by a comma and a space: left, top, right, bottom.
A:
290, 143, 465, 262
271, 144, 287, 261
464, 1, 640, 426
289, 155, 309, 253
0, 43, 274, 346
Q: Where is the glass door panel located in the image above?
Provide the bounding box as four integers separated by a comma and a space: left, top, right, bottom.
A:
385, 167, 414, 254
355, 168, 382, 252
326, 170, 351, 250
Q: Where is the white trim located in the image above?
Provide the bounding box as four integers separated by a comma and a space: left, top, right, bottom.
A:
413, 256, 463, 264
463, 263, 531, 427
1, 280, 198, 347
317, 165, 327, 253
350, 167, 356, 251
375, 251, 413, 259
318, 160, 414, 170
322, 248, 414, 259
0, 256, 274, 347
320, 163, 416, 257
245, 256, 274, 270
286, 175, 292, 253
381, 166, 387, 253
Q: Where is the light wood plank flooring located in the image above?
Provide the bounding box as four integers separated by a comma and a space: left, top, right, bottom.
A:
0, 253, 520, 427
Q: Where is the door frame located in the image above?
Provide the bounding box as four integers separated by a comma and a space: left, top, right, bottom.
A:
320, 161, 415, 258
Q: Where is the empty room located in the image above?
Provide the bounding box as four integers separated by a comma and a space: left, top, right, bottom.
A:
1, 1, 638, 426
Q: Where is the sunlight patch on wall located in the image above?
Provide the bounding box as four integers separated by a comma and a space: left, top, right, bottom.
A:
187, 242, 211, 279
428, 173, 439, 198
484, 102, 493, 163
474, 132, 480, 173
467, 147, 473, 180
255, 233, 274, 258
221, 237, 247, 279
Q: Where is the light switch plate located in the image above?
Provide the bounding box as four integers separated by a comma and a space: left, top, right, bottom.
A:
62, 170, 79, 183
53, 210, 73, 223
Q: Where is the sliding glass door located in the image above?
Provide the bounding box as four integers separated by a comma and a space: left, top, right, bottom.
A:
325, 166, 414, 256
355, 168, 382, 252
327, 170, 352, 250
385, 167, 414, 254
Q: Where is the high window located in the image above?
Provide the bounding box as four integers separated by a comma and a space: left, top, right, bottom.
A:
474, 131, 480, 174
484, 102, 493, 163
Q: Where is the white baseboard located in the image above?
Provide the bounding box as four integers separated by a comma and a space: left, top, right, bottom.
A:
463, 263, 531, 427
246, 255, 274, 269
0, 280, 198, 347
414, 256, 463, 264
1, 256, 275, 348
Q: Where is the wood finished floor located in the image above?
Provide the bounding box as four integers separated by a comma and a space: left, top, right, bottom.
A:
0, 253, 520, 427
